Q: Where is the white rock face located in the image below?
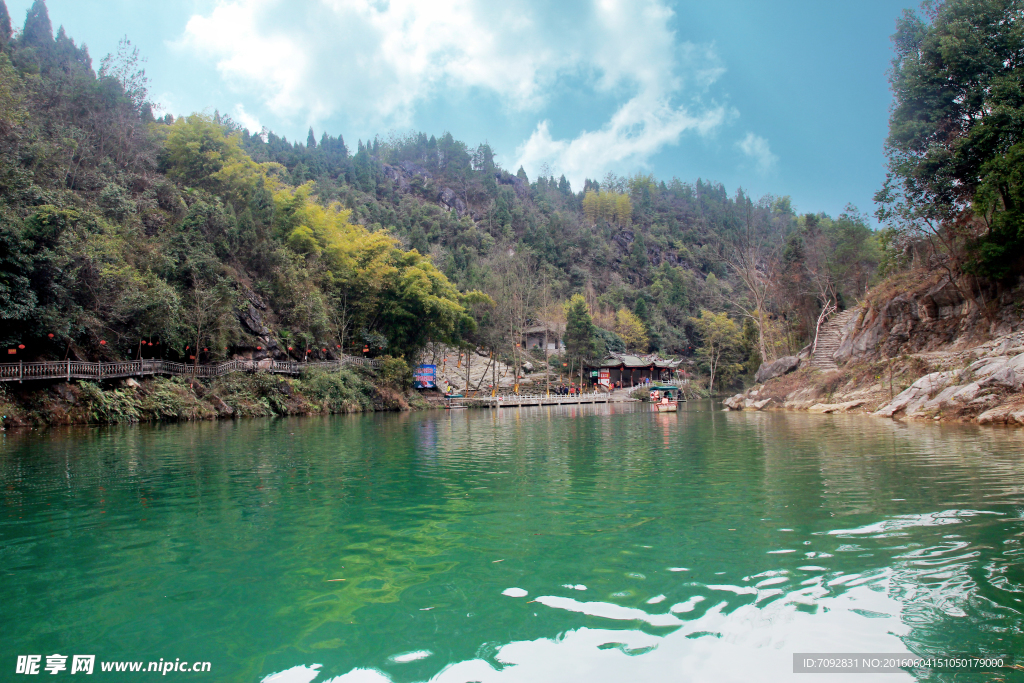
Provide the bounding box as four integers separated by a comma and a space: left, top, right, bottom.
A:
980, 366, 1020, 390
808, 400, 867, 414
723, 394, 745, 410
874, 371, 957, 417
873, 350, 1024, 419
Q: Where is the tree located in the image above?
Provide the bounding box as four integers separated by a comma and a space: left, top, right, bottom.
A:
875, 0, 1024, 281
718, 196, 780, 363
306, 127, 317, 149
272, 182, 475, 359
487, 249, 536, 390
99, 36, 149, 112
161, 114, 265, 207
615, 308, 648, 352
21, 0, 51, 48
185, 278, 228, 369
632, 296, 649, 324
564, 294, 599, 379
582, 189, 632, 227
0, 1, 12, 49
689, 310, 743, 393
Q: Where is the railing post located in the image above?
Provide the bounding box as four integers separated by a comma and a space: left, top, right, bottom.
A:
67, 359, 70, 381
19, 360, 22, 383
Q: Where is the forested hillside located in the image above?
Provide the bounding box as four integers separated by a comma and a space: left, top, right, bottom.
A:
0, 0, 882, 394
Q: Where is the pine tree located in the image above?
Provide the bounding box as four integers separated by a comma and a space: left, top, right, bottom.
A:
630, 231, 648, 270
307, 127, 316, 149
564, 294, 599, 373
633, 296, 649, 324
0, 1, 12, 49
22, 0, 52, 47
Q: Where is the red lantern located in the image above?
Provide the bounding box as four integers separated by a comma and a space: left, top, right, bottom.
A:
147, 342, 153, 346
99, 341, 106, 346
48, 333, 54, 339
256, 346, 262, 350
287, 346, 293, 351
336, 344, 340, 348
321, 348, 326, 352
186, 345, 189, 350
18, 344, 25, 349
203, 348, 208, 352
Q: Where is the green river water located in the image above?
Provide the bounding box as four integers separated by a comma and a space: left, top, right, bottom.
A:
2, 403, 1023, 682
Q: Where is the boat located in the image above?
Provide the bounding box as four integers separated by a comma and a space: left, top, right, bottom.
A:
649, 384, 683, 412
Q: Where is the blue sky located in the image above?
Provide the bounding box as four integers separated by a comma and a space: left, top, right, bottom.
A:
10, 0, 918, 222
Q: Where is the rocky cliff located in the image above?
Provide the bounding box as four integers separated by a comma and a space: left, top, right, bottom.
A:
724, 271, 1024, 427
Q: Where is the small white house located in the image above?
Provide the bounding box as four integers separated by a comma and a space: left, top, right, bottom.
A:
523, 323, 565, 351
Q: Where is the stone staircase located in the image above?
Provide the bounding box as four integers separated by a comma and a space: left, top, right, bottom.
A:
809, 308, 858, 370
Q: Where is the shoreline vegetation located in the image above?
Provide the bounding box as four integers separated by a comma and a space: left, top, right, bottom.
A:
0, 365, 433, 428
2, 0, 1023, 430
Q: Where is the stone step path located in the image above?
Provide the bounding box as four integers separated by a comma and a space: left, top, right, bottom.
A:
810, 308, 858, 370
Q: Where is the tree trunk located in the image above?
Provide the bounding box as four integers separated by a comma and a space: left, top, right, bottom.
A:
544, 327, 549, 396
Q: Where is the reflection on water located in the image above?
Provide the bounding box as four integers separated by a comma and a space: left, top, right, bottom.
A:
2, 404, 1023, 682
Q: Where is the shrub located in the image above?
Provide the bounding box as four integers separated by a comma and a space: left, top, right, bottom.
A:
78, 382, 142, 424
138, 377, 215, 421
377, 355, 412, 390
299, 367, 373, 412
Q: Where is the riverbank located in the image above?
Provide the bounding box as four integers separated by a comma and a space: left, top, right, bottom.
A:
0, 365, 434, 428
724, 270, 1024, 427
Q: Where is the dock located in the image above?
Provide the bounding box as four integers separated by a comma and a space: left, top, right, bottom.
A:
461, 392, 612, 408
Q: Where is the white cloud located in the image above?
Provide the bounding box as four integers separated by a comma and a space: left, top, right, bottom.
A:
737, 132, 778, 173
179, 0, 732, 181
515, 102, 728, 189
232, 104, 263, 136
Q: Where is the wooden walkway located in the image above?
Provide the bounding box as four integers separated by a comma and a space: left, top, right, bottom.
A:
0, 357, 381, 384
461, 392, 611, 408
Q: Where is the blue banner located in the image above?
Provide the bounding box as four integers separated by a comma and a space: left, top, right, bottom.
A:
413, 364, 436, 389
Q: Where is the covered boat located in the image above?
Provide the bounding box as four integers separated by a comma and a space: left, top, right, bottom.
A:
649, 384, 683, 412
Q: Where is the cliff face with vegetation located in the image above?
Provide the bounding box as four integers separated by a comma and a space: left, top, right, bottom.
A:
724, 270, 1024, 426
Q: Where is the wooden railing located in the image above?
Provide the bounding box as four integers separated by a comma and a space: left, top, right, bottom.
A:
0, 356, 382, 383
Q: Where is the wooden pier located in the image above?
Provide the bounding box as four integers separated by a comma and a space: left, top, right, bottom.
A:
462, 392, 612, 408
0, 357, 381, 384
